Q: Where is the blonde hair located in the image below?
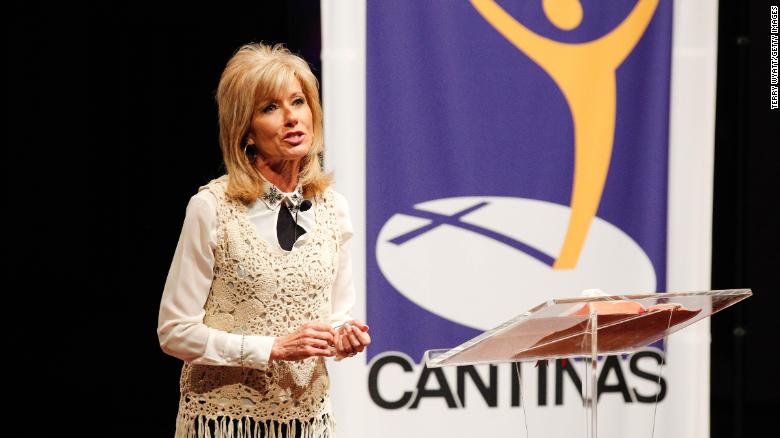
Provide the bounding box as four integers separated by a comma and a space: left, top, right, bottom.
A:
216, 43, 330, 203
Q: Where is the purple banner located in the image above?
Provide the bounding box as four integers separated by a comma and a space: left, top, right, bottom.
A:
367, 0, 673, 364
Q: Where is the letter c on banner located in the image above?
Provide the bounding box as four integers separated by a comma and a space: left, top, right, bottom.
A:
368, 355, 414, 409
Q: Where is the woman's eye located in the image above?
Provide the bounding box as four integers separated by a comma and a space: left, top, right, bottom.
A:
262, 103, 277, 113
293, 97, 305, 105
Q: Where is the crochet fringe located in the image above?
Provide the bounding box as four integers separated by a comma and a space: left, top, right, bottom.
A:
175, 413, 335, 438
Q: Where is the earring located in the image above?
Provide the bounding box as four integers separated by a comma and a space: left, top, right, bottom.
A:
243, 143, 257, 161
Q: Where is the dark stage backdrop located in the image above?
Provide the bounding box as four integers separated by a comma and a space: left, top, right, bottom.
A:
9, 1, 322, 436
89, 2, 323, 435
8, 1, 777, 437
711, 1, 780, 438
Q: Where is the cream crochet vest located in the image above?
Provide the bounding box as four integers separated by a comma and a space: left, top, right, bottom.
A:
175, 176, 340, 438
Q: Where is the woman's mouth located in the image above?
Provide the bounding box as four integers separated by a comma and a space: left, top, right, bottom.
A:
283, 131, 306, 146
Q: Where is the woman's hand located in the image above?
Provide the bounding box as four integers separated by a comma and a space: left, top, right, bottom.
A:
335, 320, 371, 359
270, 323, 336, 361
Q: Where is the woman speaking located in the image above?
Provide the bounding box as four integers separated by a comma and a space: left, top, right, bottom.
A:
157, 43, 370, 438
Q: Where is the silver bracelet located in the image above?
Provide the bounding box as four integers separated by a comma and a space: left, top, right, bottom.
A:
239, 334, 245, 368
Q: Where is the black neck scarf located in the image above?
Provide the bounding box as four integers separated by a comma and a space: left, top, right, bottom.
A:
276, 205, 307, 251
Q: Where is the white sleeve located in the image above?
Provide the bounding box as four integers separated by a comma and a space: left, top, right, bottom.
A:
329, 192, 357, 327
157, 192, 275, 369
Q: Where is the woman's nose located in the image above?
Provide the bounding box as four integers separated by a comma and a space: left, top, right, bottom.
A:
284, 106, 298, 126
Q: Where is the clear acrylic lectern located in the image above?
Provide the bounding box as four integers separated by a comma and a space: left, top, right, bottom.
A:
424, 289, 752, 438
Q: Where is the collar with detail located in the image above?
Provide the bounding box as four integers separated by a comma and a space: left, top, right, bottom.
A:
258, 176, 305, 214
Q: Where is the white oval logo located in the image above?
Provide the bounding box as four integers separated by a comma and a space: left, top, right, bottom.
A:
376, 196, 656, 330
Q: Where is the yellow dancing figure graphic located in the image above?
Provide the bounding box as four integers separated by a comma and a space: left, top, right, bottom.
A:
470, 0, 660, 269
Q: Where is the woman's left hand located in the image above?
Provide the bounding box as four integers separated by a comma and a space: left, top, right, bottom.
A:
335, 320, 371, 359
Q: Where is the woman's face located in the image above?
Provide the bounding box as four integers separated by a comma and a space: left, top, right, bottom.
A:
247, 79, 313, 164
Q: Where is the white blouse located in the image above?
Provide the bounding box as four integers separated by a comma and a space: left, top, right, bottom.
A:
157, 185, 356, 370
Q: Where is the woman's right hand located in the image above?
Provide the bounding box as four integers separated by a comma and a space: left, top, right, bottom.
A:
270, 323, 336, 361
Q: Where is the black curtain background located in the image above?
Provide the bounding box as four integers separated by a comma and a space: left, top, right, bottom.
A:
711, 1, 779, 437
8, 1, 777, 437
9, 1, 322, 435
90, 2, 323, 435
